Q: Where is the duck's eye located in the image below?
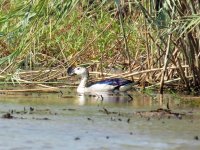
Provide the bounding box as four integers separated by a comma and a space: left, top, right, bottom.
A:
77, 67, 80, 70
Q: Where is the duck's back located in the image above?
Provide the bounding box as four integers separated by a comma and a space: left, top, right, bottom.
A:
87, 78, 133, 92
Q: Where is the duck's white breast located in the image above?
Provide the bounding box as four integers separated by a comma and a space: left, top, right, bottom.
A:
88, 84, 115, 92
77, 84, 115, 93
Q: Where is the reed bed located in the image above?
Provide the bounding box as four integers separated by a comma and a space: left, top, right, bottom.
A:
0, 0, 199, 94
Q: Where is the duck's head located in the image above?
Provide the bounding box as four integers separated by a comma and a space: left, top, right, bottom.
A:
67, 66, 89, 78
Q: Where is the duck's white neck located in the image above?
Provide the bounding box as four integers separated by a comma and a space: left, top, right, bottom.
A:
78, 76, 88, 88
77, 76, 88, 93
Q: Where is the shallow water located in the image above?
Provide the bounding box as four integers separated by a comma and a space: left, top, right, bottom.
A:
0, 89, 200, 150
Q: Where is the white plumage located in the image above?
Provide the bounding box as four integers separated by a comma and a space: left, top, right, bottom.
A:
67, 66, 135, 94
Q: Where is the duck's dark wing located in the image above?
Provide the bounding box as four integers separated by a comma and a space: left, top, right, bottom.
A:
88, 78, 133, 87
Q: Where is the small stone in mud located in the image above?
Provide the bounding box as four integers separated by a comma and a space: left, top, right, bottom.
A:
2, 113, 13, 119
35, 117, 50, 120
127, 118, 130, 123
74, 137, 80, 141
194, 136, 199, 140
30, 107, 34, 111
87, 118, 93, 121
103, 107, 110, 115
68, 108, 76, 111
118, 118, 122, 121
130, 132, 133, 135
106, 136, 109, 139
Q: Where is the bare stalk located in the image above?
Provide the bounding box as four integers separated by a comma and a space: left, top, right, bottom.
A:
159, 33, 172, 94
116, 0, 131, 72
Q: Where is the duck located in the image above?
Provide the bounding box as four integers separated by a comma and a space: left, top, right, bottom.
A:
67, 66, 136, 93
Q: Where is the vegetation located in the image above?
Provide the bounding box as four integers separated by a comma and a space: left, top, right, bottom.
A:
0, 0, 199, 94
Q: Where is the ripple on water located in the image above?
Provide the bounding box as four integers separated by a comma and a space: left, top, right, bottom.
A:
0, 91, 200, 150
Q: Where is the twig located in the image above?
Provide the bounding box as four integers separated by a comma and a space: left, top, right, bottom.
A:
146, 76, 193, 89
159, 33, 172, 94
116, 0, 132, 72
0, 87, 59, 93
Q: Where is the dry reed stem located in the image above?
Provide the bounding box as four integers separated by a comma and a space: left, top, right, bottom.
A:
0, 62, 14, 75
0, 87, 59, 93
146, 76, 193, 89
68, 23, 113, 67
116, 66, 189, 78
159, 33, 172, 94
90, 65, 189, 84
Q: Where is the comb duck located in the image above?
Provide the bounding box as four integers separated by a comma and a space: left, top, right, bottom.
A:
67, 66, 135, 93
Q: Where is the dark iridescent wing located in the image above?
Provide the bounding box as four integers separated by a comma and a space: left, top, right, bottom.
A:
88, 78, 133, 87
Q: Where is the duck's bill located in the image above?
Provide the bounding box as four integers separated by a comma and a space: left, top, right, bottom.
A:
67, 66, 75, 76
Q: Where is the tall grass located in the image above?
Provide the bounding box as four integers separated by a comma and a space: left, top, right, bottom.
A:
135, 0, 200, 93
0, 0, 199, 93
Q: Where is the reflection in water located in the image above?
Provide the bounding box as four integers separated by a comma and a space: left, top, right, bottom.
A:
76, 92, 133, 105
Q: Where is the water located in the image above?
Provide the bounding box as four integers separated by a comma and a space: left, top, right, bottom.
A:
0, 89, 200, 150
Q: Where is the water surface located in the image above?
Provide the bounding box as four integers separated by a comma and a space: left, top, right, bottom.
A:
0, 89, 200, 150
